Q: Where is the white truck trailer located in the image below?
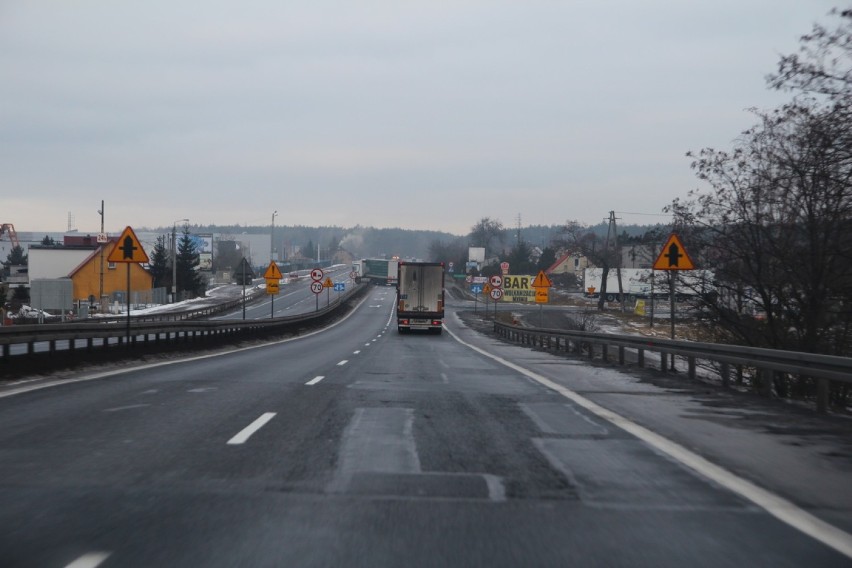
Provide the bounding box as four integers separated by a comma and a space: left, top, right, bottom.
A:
396, 262, 445, 333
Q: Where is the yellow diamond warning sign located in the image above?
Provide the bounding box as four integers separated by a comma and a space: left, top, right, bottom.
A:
107, 226, 149, 263
653, 234, 695, 270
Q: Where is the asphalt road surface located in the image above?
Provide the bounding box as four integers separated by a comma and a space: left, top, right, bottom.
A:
1, 286, 850, 567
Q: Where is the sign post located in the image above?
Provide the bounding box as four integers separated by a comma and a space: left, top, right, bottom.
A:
531, 271, 552, 327
652, 233, 696, 370
311, 268, 324, 311
106, 226, 149, 344
488, 275, 503, 318
323, 277, 334, 306
265, 261, 283, 318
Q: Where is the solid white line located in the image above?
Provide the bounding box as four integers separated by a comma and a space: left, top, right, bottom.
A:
337, 360, 348, 366
65, 552, 111, 568
444, 323, 852, 560
227, 412, 276, 445
306, 376, 325, 386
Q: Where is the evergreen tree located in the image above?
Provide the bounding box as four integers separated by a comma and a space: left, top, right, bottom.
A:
148, 234, 171, 289
5, 246, 27, 266
176, 226, 205, 297
41, 235, 57, 246
537, 247, 557, 272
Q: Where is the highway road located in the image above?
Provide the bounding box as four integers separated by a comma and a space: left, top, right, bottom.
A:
213, 265, 355, 320
1, 286, 850, 566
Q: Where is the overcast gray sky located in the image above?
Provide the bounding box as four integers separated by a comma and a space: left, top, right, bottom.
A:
0, 1, 839, 235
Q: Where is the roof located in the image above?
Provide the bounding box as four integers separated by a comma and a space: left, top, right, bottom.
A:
545, 253, 574, 274
67, 238, 120, 277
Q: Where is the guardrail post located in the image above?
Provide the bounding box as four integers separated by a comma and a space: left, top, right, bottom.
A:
3, 344, 9, 360
49, 340, 56, 354
758, 369, 772, 397
602, 343, 608, 363
688, 356, 696, 380
28, 341, 35, 355
817, 378, 829, 413
619, 346, 625, 366
720, 362, 730, 387
588, 343, 594, 360
660, 352, 667, 372
638, 349, 644, 367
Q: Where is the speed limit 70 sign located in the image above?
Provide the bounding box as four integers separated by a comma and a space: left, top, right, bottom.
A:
490, 288, 504, 301
310, 281, 324, 294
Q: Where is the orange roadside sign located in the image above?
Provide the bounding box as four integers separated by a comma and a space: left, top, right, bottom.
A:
532, 271, 552, 288
266, 279, 280, 295
653, 233, 695, 270
483, 283, 493, 295
107, 226, 149, 263
323, 277, 334, 288
264, 261, 283, 279
535, 288, 549, 304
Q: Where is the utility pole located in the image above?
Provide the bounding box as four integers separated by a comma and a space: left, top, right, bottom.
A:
270, 210, 278, 262
604, 211, 625, 312
515, 213, 522, 246
97, 200, 105, 308
172, 218, 188, 303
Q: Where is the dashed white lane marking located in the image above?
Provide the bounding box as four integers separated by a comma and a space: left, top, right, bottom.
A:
306, 376, 325, 386
337, 360, 348, 366
103, 404, 149, 413
227, 412, 276, 445
353, 350, 361, 355
65, 552, 111, 568
445, 323, 852, 560
365, 343, 371, 347
441, 372, 449, 384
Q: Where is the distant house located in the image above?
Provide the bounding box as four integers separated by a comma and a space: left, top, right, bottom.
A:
546, 252, 589, 278
28, 236, 153, 303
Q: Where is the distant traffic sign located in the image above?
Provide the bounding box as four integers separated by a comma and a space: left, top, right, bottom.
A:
532, 271, 552, 288
350, 271, 358, 279
500, 262, 510, 275
470, 284, 483, 294
333, 282, 345, 292
310, 281, 324, 294
490, 288, 504, 301
323, 277, 334, 288
489, 275, 503, 288
311, 268, 324, 281
653, 233, 695, 270
264, 261, 283, 280
266, 279, 280, 295
107, 226, 149, 263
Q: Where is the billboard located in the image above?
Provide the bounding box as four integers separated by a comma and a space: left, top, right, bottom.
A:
500, 274, 536, 302
192, 234, 214, 271
468, 247, 485, 263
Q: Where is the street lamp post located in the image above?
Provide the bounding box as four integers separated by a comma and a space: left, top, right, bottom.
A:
172, 218, 189, 303
271, 210, 278, 262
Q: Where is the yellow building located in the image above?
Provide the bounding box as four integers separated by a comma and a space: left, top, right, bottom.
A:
68, 240, 153, 302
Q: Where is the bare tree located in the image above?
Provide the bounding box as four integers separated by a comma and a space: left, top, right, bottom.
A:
556, 221, 618, 310
468, 217, 505, 256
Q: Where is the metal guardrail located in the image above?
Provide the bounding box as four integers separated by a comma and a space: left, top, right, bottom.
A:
0, 284, 366, 364
493, 320, 852, 413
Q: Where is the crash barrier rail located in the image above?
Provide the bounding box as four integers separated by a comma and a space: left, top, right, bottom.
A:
0, 284, 365, 363
9, 286, 269, 326
493, 320, 852, 413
